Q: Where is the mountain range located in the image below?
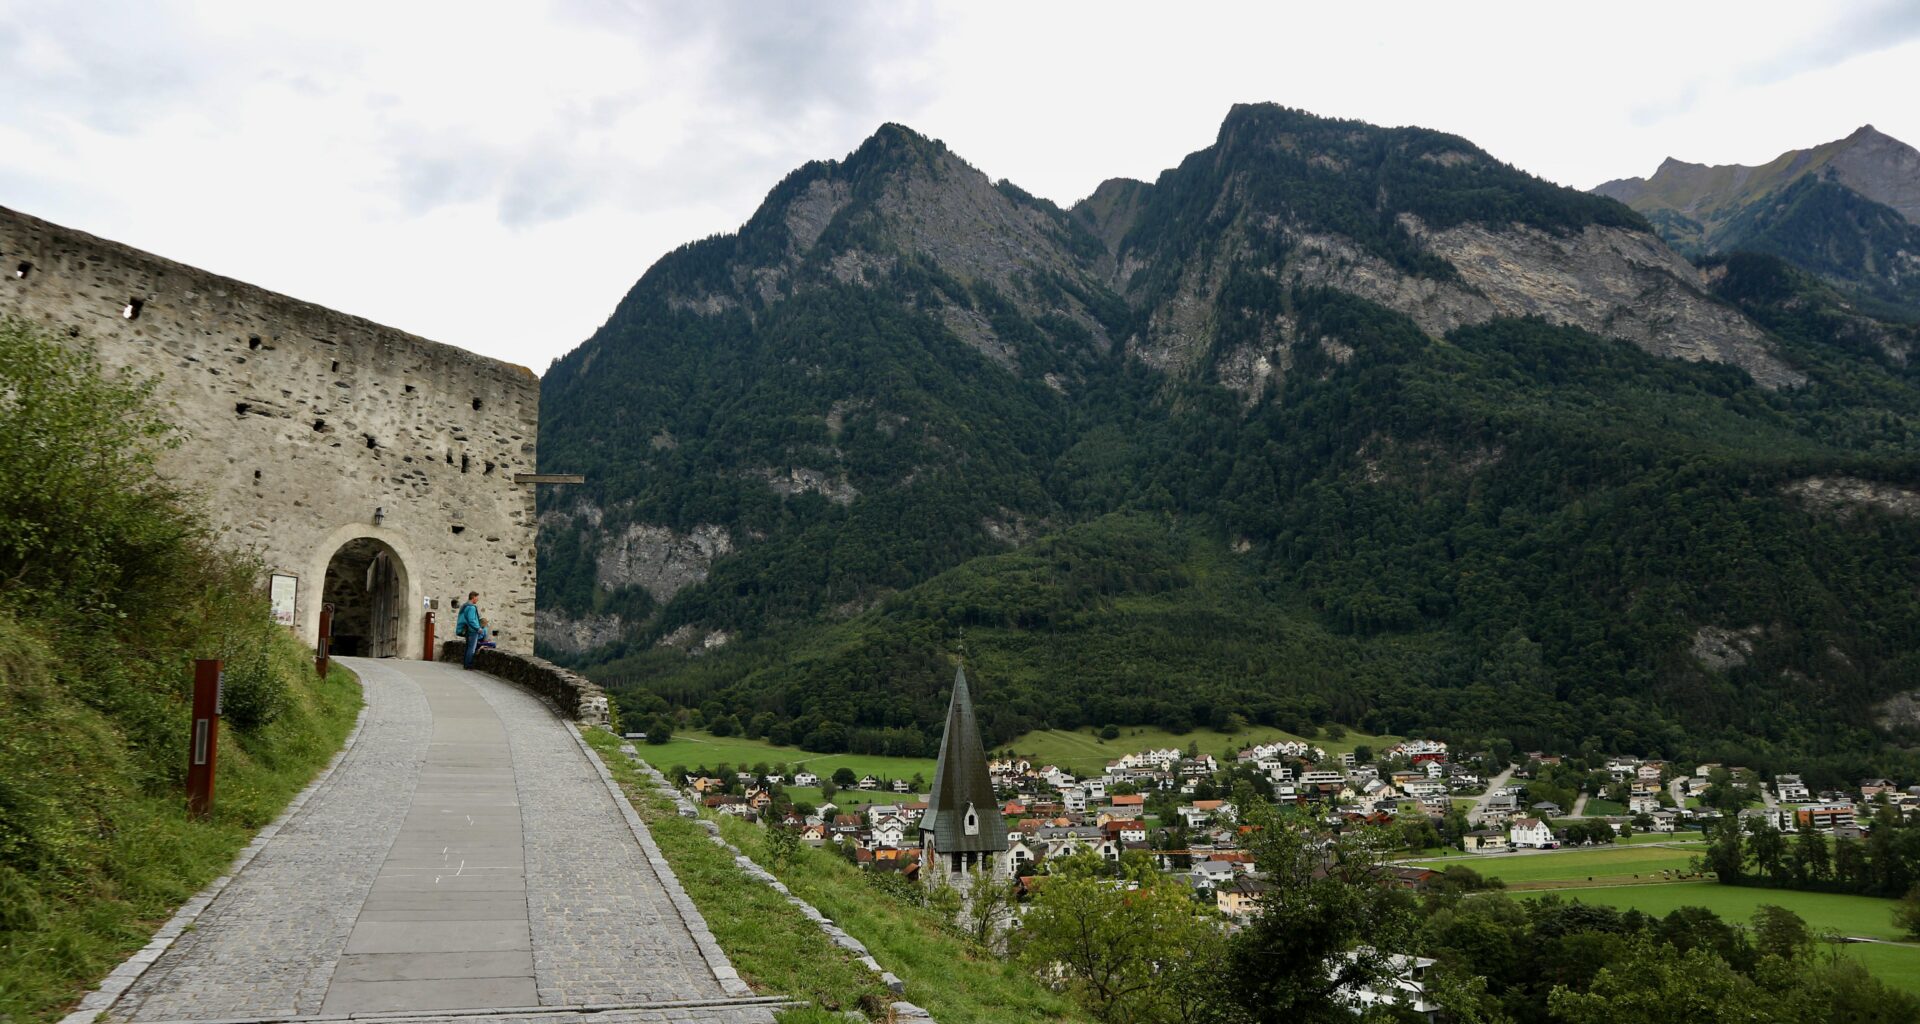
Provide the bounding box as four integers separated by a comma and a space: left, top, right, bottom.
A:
1596, 125, 1920, 318
535, 104, 1920, 782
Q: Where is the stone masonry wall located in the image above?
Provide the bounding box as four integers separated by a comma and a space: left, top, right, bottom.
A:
0, 204, 539, 654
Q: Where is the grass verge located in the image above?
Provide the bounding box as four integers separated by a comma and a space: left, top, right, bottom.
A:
582, 729, 890, 1017
0, 643, 361, 1022
587, 730, 1088, 1024
711, 811, 1087, 1024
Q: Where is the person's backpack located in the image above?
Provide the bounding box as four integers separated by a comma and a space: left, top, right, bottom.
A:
454, 606, 470, 637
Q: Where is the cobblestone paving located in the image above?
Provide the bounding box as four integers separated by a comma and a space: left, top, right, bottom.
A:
113, 659, 432, 1019
104, 658, 774, 1022
466, 666, 735, 1006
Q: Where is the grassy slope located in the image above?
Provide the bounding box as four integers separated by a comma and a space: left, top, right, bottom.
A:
0, 633, 361, 1022
709, 809, 1085, 1024
584, 730, 1085, 1024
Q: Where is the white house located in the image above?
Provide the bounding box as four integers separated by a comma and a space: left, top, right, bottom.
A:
871, 819, 907, 848
1629, 794, 1661, 815
793, 771, 820, 787
1191, 860, 1237, 888
1509, 817, 1556, 849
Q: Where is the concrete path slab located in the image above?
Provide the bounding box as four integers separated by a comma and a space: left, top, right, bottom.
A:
319, 976, 539, 1014
104, 657, 769, 1022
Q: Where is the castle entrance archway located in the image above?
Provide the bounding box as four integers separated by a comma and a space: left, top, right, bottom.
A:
321, 537, 409, 658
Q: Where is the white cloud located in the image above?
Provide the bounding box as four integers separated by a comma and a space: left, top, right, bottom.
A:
1, 1, 1915, 370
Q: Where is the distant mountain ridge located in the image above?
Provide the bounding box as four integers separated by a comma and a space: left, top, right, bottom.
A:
1596, 125, 1920, 317
534, 104, 1920, 777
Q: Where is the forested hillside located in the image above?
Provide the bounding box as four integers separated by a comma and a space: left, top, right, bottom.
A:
537, 105, 1920, 777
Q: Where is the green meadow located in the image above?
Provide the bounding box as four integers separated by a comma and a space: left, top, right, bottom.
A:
1009, 723, 1400, 776
1413, 844, 1707, 887
636, 721, 1404, 788
1511, 881, 1920, 993
632, 730, 935, 782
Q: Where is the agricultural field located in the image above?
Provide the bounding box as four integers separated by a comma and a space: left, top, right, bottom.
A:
629, 729, 935, 782
1840, 942, 1920, 994
1621, 830, 1706, 845
1511, 882, 1920, 993
623, 722, 1404, 788
781, 786, 923, 811
1517, 881, 1905, 940
1008, 723, 1400, 775
1412, 843, 1707, 886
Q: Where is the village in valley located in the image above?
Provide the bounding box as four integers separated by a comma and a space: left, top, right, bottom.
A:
659, 666, 1901, 921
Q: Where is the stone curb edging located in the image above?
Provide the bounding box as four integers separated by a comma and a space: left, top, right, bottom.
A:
565, 724, 756, 999
59, 673, 376, 1024
615, 746, 938, 1024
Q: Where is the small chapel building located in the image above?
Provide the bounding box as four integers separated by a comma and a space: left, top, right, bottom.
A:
920, 664, 1009, 889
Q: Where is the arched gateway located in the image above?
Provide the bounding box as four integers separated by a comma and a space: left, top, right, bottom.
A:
319, 536, 409, 658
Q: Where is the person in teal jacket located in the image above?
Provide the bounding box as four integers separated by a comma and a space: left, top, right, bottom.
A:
457, 591, 486, 669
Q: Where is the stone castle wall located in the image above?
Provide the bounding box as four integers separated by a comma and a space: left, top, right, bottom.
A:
0, 204, 539, 655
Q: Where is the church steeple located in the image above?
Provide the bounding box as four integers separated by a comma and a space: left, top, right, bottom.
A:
921, 663, 1007, 882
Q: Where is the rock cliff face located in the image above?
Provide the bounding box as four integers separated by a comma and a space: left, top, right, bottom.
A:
535, 609, 627, 657
1785, 476, 1920, 519
595, 522, 735, 601
1279, 219, 1799, 388
1062, 105, 1798, 392
657, 125, 1116, 374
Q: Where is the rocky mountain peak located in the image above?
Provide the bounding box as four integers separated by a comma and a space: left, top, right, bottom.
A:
1591, 124, 1920, 315
1826, 123, 1920, 225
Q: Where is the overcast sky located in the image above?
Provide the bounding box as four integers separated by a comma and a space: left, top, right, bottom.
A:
4, 1, 1917, 372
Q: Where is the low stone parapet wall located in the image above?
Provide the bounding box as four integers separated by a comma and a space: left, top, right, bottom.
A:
437, 642, 611, 726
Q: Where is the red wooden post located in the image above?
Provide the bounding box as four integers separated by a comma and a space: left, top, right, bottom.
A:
316, 602, 334, 678
422, 610, 436, 661
187, 659, 222, 818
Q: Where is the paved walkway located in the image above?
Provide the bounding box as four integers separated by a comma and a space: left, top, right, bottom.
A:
105, 658, 780, 1024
